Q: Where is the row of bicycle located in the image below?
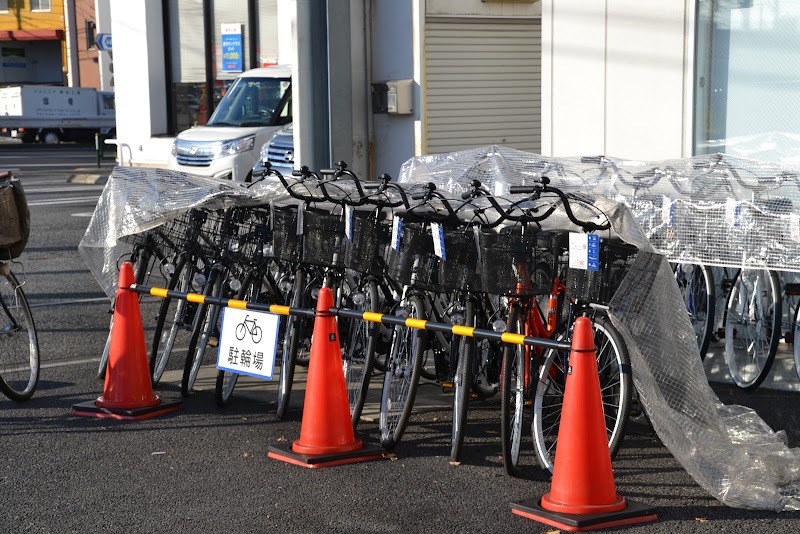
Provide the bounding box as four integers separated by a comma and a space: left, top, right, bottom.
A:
101, 161, 715, 474
676, 263, 800, 390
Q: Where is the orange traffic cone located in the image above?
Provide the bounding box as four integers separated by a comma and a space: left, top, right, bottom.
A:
73, 262, 182, 420
510, 316, 657, 531
268, 287, 385, 468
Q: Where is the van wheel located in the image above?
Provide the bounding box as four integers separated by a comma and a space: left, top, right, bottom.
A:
41, 131, 61, 144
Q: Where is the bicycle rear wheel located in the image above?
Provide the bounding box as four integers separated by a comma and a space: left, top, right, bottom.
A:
0, 267, 39, 402
450, 299, 475, 462
724, 268, 781, 390
500, 303, 526, 476
532, 314, 631, 473
379, 294, 425, 449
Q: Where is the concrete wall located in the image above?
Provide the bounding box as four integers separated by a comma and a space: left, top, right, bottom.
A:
542, 0, 694, 160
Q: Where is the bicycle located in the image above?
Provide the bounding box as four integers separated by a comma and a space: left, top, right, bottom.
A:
0, 259, 39, 402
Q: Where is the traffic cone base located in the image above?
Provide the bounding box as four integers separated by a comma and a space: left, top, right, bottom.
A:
269, 287, 386, 468
73, 262, 181, 420
72, 397, 182, 421
510, 317, 657, 530
267, 444, 386, 469
511, 497, 658, 532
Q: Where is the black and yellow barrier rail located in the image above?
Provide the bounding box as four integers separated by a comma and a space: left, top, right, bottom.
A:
130, 284, 572, 351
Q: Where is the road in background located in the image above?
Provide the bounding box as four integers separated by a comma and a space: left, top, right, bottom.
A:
2, 147, 800, 532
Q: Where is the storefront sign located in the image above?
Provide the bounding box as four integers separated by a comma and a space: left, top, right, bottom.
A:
221, 23, 243, 73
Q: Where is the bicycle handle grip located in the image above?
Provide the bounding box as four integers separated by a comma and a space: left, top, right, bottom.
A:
319, 168, 337, 176
411, 193, 425, 200
580, 156, 603, 164
509, 186, 537, 194
291, 170, 304, 177
363, 183, 380, 190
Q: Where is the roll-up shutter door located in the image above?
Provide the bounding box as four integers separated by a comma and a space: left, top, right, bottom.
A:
424, 18, 541, 154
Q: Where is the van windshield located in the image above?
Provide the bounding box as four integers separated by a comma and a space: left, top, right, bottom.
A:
208, 76, 291, 127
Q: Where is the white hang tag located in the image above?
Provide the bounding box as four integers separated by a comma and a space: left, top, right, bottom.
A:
569, 232, 599, 271
725, 198, 740, 227
431, 222, 446, 260
345, 205, 354, 242
661, 195, 674, 225
791, 214, 800, 243
391, 215, 403, 251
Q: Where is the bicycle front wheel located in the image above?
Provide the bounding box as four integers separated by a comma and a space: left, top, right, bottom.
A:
182, 270, 223, 397
674, 263, 715, 359
379, 294, 425, 450
277, 266, 305, 419
0, 268, 39, 402
500, 304, 526, 476
450, 299, 475, 463
724, 268, 781, 390
341, 278, 379, 427
533, 315, 631, 473
150, 257, 195, 384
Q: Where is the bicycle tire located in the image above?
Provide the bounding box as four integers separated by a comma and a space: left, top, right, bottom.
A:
182, 269, 223, 397
793, 301, 800, 383
149, 256, 194, 384
97, 249, 154, 380
450, 299, 475, 462
0, 268, 40, 402
674, 263, 715, 359
341, 278, 379, 427
276, 266, 304, 419
379, 294, 425, 449
724, 268, 781, 390
500, 304, 526, 476
532, 314, 632, 473
216, 269, 282, 407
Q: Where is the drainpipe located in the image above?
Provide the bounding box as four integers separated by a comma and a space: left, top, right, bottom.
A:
64, 0, 80, 86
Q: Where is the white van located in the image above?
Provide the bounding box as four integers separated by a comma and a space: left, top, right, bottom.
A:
168, 65, 292, 182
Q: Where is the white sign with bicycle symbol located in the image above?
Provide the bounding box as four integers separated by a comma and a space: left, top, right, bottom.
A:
217, 308, 280, 379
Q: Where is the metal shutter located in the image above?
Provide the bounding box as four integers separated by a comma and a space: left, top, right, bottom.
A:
424, 17, 541, 154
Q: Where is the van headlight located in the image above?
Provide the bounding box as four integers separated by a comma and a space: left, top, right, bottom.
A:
216, 135, 255, 158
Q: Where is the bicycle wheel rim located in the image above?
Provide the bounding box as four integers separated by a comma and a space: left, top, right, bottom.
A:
533, 317, 630, 473
342, 279, 378, 426
182, 273, 221, 396
724, 269, 780, 389
450, 300, 475, 462
151, 258, 192, 383
277, 267, 304, 419
0, 270, 39, 401
216, 369, 239, 406
500, 306, 525, 475
379, 295, 424, 449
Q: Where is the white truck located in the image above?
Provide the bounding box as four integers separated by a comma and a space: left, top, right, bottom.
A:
168, 65, 292, 182
0, 85, 116, 144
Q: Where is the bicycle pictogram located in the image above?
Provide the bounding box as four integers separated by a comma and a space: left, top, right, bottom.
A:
235, 314, 263, 344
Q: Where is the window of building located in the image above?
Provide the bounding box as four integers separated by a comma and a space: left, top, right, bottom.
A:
86, 20, 96, 50
30, 0, 51, 12
694, 0, 800, 155
165, 0, 281, 135
0, 1, 8, 13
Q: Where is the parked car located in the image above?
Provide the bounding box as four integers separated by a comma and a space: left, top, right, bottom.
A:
168, 65, 292, 182
253, 122, 294, 179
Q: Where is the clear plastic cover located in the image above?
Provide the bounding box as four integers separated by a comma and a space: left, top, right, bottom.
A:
399, 146, 800, 512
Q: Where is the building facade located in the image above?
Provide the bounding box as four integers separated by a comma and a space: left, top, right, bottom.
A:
0, 0, 66, 85
108, 1, 800, 176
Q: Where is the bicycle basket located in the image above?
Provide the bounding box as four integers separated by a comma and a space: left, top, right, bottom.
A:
344, 212, 390, 276
385, 221, 441, 291
478, 229, 564, 296
272, 206, 302, 263
302, 208, 346, 268
437, 227, 481, 292
565, 239, 638, 304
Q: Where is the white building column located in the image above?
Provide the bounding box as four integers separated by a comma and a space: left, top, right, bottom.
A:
110, 0, 170, 166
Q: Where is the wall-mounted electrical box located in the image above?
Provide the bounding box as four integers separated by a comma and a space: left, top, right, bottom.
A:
371, 79, 413, 115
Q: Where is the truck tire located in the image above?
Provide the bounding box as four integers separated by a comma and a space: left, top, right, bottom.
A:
41, 131, 61, 144
20, 132, 37, 144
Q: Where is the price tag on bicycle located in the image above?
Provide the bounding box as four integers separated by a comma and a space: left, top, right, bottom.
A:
217, 308, 280, 379
569, 232, 599, 271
